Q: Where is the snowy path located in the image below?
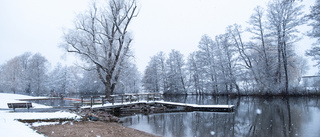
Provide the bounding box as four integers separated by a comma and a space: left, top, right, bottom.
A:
0, 93, 79, 137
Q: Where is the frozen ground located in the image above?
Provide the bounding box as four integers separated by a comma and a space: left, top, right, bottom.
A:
0, 93, 79, 137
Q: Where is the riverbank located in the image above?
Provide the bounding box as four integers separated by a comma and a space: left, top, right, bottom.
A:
32, 121, 159, 137
0, 93, 159, 137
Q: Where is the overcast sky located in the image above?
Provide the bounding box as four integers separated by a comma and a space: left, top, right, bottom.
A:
0, 0, 317, 75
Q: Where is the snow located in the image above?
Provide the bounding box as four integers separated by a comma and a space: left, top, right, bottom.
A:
155, 101, 234, 108
31, 121, 60, 127
0, 93, 52, 109
84, 100, 234, 109
256, 108, 262, 114
0, 93, 79, 137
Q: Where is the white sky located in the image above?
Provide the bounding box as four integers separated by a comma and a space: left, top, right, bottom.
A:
0, 0, 317, 75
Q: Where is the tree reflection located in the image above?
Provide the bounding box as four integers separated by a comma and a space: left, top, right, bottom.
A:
121, 96, 320, 137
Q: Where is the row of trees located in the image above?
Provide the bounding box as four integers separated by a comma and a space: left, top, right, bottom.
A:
0, 53, 48, 95
142, 0, 313, 95
1, 0, 141, 97
0, 52, 141, 96
2, 0, 320, 96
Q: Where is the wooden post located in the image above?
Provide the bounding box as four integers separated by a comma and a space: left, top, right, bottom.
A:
121, 95, 124, 104
153, 93, 155, 101
112, 96, 114, 105
137, 95, 139, 102
129, 95, 132, 103
26, 103, 30, 111
81, 96, 84, 106
147, 94, 149, 102
102, 97, 105, 106
11, 103, 15, 112
90, 96, 93, 107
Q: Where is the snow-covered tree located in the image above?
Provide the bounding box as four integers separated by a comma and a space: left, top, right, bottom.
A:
215, 34, 240, 94
65, 66, 82, 94
79, 69, 105, 94
115, 62, 141, 94
166, 50, 187, 94
307, 0, 320, 44
48, 64, 67, 95
196, 35, 219, 94
49, 64, 82, 95
142, 52, 168, 93
61, 0, 138, 97
247, 6, 275, 93
306, 0, 320, 70
0, 57, 24, 94
27, 53, 50, 95
266, 0, 305, 94
0, 52, 49, 95
0, 52, 33, 94
19, 52, 32, 94
187, 52, 203, 94
142, 56, 160, 93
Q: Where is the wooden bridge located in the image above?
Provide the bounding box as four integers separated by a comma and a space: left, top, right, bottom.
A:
10, 93, 234, 113
86, 101, 234, 112
76, 93, 235, 113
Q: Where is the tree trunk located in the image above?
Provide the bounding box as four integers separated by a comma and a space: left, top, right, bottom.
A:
105, 85, 111, 98
105, 74, 112, 98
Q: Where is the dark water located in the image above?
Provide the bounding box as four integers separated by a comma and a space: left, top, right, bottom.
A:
32, 98, 75, 107
121, 95, 320, 137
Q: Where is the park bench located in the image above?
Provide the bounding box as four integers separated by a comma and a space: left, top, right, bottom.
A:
7, 102, 32, 111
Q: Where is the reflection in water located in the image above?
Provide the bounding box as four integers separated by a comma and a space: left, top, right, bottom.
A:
121, 96, 320, 137
122, 112, 235, 137
32, 99, 75, 107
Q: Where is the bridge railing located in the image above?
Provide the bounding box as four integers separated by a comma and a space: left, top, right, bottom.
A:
80, 93, 163, 107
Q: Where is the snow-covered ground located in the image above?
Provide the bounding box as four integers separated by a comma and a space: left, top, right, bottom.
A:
0, 93, 79, 137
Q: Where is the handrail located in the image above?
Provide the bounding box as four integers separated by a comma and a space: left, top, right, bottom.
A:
80, 93, 163, 107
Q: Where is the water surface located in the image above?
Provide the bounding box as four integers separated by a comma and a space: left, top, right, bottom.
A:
121, 95, 320, 137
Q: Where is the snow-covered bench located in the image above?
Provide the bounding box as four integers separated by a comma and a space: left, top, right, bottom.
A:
7, 102, 32, 111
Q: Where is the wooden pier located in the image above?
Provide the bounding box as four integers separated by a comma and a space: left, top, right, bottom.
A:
18, 97, 62, 101
65, 93, 234, 113
82, 101, 234, 113
153, 101, 234, 112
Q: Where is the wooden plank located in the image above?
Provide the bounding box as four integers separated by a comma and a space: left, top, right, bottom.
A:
153, 101, 234, 112
18, 97, 61, 101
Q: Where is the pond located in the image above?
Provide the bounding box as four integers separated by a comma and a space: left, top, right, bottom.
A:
120, 95, 320, 137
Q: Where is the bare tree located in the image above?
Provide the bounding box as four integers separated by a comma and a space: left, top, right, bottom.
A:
166, 50, 187, 94
61, 0, 138, 97
307, 0, 320, 44
247, 6, 275, 93
196, 35, 219, 94
306, 0, 320, 69
228, 24, 262, 93
142, 52, 169, 93
142, 56, 160, 93
215, 34, 240, 94
0, 52, 34, 94
267, 0, 305, 94
28, 53, 49, 95
187, 52, 202, 94
0, 57, 23, 94
115, 62, 141, 93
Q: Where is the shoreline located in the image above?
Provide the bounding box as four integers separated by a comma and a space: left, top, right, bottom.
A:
32, 121, 159, 137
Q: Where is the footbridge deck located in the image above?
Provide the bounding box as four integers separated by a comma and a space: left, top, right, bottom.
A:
82, 101, 234, 112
